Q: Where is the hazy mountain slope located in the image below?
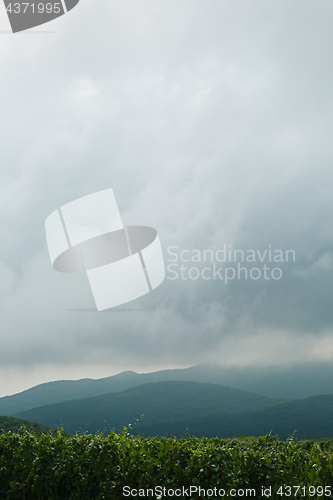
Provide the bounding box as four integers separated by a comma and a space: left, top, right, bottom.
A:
13, 381, 333, 440
2, 361, 333, 417
0, 370, 142, 416
239, 365, 333, 399
14, 381, 282, 434
171, 363, 333, 399
139, 394, 333, 441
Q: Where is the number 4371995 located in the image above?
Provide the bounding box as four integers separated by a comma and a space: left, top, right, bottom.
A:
5, 3, 62, 14
277, 485, 331, 496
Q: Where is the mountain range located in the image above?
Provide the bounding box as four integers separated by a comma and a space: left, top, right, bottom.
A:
13, 381, 282, 434
2, 361, 333, 417
2, 362, 333, 440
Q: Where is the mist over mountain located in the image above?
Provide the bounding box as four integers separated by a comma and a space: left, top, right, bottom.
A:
2, 0, 333, 400
14, 381, 282, 435
2, 362, 333, 440
11, 380, 333, 441
2, 362, 333, 418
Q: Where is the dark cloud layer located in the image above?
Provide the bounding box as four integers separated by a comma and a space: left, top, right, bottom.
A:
1, 1, 333, 395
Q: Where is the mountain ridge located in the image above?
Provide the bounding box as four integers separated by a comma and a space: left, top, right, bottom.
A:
2, 361, 333, 417
12, 380, 333, 440
14, 380, 283, 435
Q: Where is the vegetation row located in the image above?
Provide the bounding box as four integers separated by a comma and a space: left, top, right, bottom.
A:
1, 428, 333, 499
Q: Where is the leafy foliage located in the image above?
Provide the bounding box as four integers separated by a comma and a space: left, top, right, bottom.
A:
1, 427, 333, 499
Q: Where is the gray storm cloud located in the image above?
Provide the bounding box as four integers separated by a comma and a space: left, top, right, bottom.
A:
1, 0, 333, 395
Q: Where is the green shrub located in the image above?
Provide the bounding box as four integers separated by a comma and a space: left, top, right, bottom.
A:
1, 427, 333, 499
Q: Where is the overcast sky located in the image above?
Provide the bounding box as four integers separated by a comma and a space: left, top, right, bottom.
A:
1, 0, 333, 397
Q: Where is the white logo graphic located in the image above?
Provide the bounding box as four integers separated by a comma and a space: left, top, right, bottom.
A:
45, 189, 165, 310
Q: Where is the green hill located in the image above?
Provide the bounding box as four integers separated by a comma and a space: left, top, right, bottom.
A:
13, 381, 333, 440
0, 415, 58, 436
2, 362, 333, 418
14, 381, 282, 435
0, 370, 143, 416
139, 394, 333, 440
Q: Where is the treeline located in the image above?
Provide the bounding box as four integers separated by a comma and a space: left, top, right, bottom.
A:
1, 428, 333, 499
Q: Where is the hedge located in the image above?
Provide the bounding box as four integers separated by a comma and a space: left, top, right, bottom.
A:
1, 428, 333, 499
